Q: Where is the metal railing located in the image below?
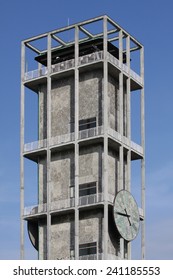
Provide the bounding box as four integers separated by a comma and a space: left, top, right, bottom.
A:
107, 52, 143, 85
23, 126, 103, 153
79, 253, 103, 260
78, 51, 103, 66
24, 203, 47, 216
24, 139, 47, 152
23, 192, 117, 217
52, 59, 75, 73
50, 132, 75, 146
24, 50, 142, 85
108, 127, 143, 155
107, 52, 121, 68
79, 253, 119, 260
79, 193, 103, 206
51, 197, 75, 211
24, 67, 48, 81
23, 128, 143, 156
79, 126, 103, 140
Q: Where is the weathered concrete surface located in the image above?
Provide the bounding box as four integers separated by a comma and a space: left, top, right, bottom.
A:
37, 68, 128, 259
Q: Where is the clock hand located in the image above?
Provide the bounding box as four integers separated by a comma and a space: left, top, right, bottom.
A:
116, 211, 131, 218
124, 208, 131, 226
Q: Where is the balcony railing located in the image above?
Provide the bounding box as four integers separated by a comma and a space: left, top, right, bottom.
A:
50, 132, 75, 147
107, 52, 143, 85
24, 67, 48, 81
24, 139, 47, 152
79, 253, 120, 260
108, 127, 143, 156
79, 193, 103, 206
24, 198, 75, 217
79, 253, 103, 260
79, 126, 103, 140
24, 51, 142, 85
24, 192, 105, 217
24, 203, 47, 216
52, 59, 75, 73
24, 127, 143, 157
78, 51, 103, 66
51, 197, 75, 212
24, 126, 103, 153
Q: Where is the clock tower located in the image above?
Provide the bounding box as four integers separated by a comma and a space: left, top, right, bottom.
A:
20, 15, 145, 260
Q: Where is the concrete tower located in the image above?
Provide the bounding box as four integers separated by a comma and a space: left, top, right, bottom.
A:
20, 15, 145, 260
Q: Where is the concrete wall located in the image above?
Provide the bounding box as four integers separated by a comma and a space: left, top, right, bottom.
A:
51, 150, 74, 202
51, 77, 75, 136
38, 69, 121, 140
79, 69, 102, 126
79, 209, 103, 254
37, 66, 127, 259
79, 144, 102, 192
51, 214, 74, 260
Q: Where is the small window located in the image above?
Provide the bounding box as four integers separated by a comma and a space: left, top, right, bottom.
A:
79, 117, 96, 131
79, 182, 96, 197
79, 242, 97, 256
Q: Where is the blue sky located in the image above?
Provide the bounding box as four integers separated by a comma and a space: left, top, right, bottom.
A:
0, 0, 173, 260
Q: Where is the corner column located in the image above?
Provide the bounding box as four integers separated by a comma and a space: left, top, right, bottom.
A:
46, 33, 52, 260
103, 16, 108, 260
140, 46, 145, 259
74, 25, 79, 260
118, 29, 124, 259
20, 41, 25, 260
126, 35, 131, 259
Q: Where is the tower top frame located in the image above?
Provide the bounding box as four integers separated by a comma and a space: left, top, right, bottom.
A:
22, 15, 143, 56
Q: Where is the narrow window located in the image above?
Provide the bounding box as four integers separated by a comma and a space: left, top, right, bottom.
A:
79, 182, 96, 197
79, 242, 97, 256
79, 117, 96, 131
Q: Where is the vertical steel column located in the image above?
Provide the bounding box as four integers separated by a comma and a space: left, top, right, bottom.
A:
126, 35, 131, 259
46, 33, 52, 260
20, 41, 25, 260
140, 46, 145, 259
74, 25, 79, 260
103, 16, 108, 260
119, 29, 124, 259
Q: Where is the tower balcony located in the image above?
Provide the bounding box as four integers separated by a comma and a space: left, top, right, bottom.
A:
23, 192, 116, 219
24, 192, 144, 221
23, 126, 143, 161
23, 126, 104, 160
24, 197, 75, 219
24, 203, 47, 218
24, 51, 143, 92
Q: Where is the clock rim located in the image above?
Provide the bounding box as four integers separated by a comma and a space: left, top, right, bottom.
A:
112, 189, 140, 241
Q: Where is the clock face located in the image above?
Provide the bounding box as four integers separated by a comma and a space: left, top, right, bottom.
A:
113, 190, 140, 241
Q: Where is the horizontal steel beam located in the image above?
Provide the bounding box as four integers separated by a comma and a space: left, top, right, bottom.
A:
52, 34, 67, 46
25, 43, 41, 54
